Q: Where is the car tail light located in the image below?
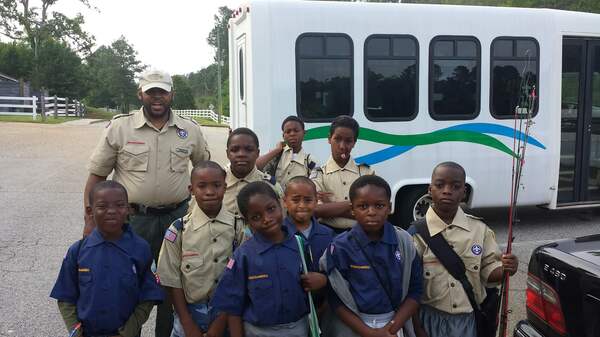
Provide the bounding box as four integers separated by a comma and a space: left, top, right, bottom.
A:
526, 273, 567, 335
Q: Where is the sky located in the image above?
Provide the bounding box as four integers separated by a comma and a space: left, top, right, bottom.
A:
55, 0, 243, 75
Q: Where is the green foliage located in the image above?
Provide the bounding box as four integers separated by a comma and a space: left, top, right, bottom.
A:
172, 75, 196, 109
86, 36, 145, 112
0, 42, 33, 80
35, 39, 88, 97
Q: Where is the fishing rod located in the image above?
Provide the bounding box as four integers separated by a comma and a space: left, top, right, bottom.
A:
497, 53, 537, 337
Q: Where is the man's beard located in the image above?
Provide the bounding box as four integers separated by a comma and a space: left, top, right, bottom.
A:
143, 103, 170, 119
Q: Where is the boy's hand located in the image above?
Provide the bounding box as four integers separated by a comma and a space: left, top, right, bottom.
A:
502, 253, 519, 276
366, 321, 396, 337
301, 272, 327, 291
276, 140, 286, 152
317, 191, 334, 203
183, 321, 204, 337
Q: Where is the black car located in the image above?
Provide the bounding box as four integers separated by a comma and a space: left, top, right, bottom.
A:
514, 234, 600, 337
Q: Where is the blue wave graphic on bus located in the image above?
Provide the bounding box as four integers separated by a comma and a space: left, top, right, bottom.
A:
355, 123, 546, 165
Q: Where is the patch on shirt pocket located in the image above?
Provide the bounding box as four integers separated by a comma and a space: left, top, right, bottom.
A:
78, 268, 93, 285
119, 143, 150, 171
170, 146, 190, 172
248, 274, 269, 280
350, 264, 370, 270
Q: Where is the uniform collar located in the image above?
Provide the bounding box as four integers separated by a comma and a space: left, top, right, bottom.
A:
134, 107, 178, 129
425, 206, 470, 236
284, 216, 326, 240
253, 225, 298, 254
284, 146, 307, 164
225, 166, 262, 186
324, 156, 359, 174
189, 205, 234, 231
350, 221, 397, 247
84, 224, 134, 253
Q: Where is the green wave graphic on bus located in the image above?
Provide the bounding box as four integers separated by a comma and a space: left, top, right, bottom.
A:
304, 123, 546, 165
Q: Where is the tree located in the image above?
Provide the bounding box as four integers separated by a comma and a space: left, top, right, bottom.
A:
36, 39, 88, 97
171, 75, 196, 109
0, 42, 33, 80
207, 6, 233, 116
0, 0, 95, 54
86, 36, 145, 112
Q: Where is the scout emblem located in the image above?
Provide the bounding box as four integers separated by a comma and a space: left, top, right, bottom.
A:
395, 250, 402, 262
177, 128, 188, 139
471, 244, 482, 256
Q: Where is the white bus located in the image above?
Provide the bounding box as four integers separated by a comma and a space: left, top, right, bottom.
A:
228, 0, 600, 225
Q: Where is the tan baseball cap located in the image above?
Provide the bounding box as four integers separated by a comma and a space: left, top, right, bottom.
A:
138, 69, 173, 92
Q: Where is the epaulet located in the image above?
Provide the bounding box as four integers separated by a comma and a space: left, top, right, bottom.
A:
465, 214, 484, 221
179, 114, 199, 126
172, 217, 185, 231
111, 112, 133, 120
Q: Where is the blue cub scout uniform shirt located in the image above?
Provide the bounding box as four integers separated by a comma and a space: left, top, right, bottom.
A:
284, 216, 335, 272
326, 222, 423, 315
210, 226, 309, 326
50, 225, 164, 335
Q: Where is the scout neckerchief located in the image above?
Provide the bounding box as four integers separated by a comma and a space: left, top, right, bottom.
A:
295, 234, 321, 337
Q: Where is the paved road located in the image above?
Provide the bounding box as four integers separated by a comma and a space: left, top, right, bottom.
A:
0, 121, 599, 336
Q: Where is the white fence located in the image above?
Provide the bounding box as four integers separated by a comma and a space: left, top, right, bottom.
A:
173, 109, 230, 125
0, 96, 38, 119
0, 95, 84, 119
41, 96, 84, 117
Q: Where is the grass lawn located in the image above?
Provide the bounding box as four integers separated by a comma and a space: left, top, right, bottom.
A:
193, 116, 229, 127
0, 115, 79, 124
84, 107, 118, 120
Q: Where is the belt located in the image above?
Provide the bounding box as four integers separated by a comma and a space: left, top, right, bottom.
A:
130, 196, 190, 215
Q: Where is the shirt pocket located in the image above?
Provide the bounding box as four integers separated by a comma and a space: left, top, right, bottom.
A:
119, 144, 150, 172
248, 277, 274, 305
422, 261, 448, 302
181, 256, 204, 275
170, 146, 190, 173
78, 271, 93, 288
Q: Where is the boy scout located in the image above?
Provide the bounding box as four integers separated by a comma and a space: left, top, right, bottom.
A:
157, 161, 243, 337
256, 116, 318, 189
312, 115, 374, 232
51, 181, 163, 337
83, 69, 210, 337
410, 162, 518, 337
223, 127, 283, 218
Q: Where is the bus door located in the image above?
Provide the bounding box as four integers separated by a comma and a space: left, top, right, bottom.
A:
559, 38, 600, 204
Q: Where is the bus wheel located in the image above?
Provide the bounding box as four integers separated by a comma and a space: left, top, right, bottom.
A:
392, 186, 431, 228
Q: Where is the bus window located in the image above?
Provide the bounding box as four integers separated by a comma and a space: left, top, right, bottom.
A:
296, 33, 353, 121
364, 35, 418, 121
429, 36, 481, 120
490, 37, 539, 118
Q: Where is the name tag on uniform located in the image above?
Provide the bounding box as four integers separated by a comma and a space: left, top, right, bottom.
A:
248, 274, 269, 280
350, 265, 370, 270
176, 147, 189, 155
78, 268, 90, 272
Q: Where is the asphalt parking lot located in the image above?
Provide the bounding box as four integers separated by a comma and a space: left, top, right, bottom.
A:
0, 121, 599, 336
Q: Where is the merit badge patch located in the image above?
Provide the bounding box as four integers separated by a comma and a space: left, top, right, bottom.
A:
177, 128, 188, 139
395, 250, 402, 262
164, 229, 178, 243
471, 244, 483, 256
226, 258, 235, 269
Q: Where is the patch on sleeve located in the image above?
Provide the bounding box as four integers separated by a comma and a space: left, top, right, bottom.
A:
471, 244, 483, 256
309, 168, 319, 179
164, 229, 178, 243
226, 258, 235, 269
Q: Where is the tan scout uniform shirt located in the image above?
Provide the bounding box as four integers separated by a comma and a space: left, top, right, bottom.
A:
413, 207, 503, 314
311, 156, 375, 229
87, 108, 210, 206
223, 166, 283, 217
263, 146, 318, 189
156, 206, 243, 304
